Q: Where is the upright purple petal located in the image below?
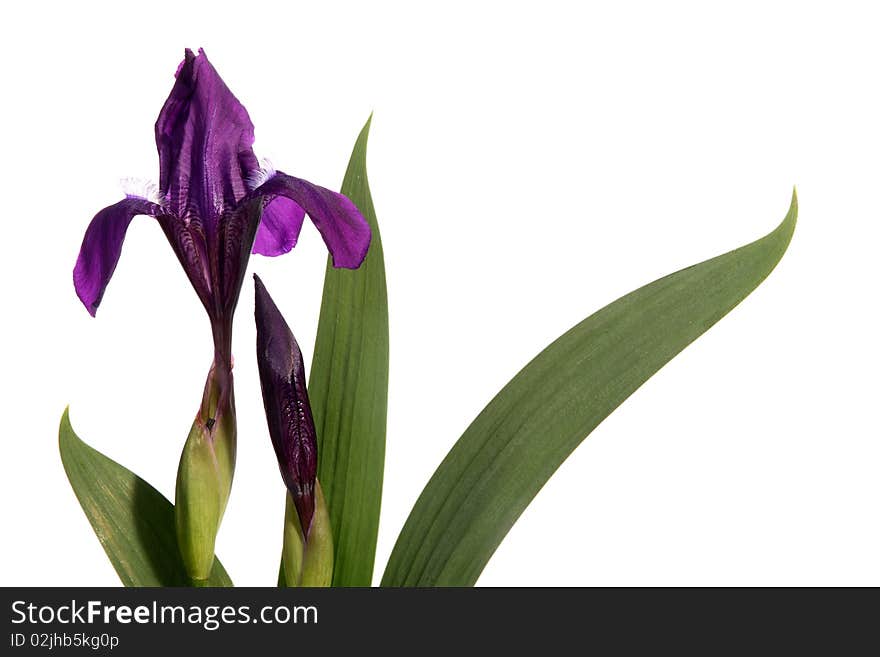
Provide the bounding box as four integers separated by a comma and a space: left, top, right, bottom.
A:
155, 48, 257, 226
73, 197, 160, 316
252, 196, 306, 256
254, 172, 371, 268
254, 274, 317, 534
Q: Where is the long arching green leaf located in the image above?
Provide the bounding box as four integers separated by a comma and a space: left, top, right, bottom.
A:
308, 116, 389, 586
59, 409, 233, 587
382, 191, 797, 586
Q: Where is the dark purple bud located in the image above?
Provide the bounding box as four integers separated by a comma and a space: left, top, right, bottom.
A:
254, 274, 317, 534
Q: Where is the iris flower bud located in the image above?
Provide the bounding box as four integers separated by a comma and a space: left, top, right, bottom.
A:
254, 275, 333, 586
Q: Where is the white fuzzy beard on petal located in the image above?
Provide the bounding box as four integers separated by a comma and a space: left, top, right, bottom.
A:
120, 177, 163, 204
246, 158, 277, 191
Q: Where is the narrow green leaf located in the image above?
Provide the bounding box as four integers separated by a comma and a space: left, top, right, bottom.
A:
382, 191, 797, 586
59, 409, 233, 587
309, 115, 389, 586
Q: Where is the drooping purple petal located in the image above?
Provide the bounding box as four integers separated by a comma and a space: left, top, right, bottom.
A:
253, 172, 371, 268
252, 196, 306, 256
73, 197, 160, 316
254, 274, 317, 534
155, 48, 258, 226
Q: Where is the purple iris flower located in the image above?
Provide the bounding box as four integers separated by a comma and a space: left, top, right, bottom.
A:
253, 274, 317, 534
73, 48, 371, 366
71, 48, 369, 580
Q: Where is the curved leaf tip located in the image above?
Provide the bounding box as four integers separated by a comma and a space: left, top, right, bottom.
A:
774, 186, 797, 245
59, 409, 233, 587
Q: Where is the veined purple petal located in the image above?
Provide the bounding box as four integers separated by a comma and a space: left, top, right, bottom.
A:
252, 196, 306, 256
156, 213, 213, 316
155, 48, 258, 226
217, 199, 263, 317
254, 274, 317, 534
156, 199, 263, 332
73, 197, 160, 316
253, 172, 371, 268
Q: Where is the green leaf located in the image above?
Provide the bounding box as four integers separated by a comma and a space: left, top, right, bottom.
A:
309, 115, 389, 586
59, 409, 233, 587
382, 191, 797, 586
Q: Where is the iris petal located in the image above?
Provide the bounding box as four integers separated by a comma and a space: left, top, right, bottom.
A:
254, 172, 371, 268
252, 196, 306, 256
73, 197, 160, 316
155, 48, 258, 226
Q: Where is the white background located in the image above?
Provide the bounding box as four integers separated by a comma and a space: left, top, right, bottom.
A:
1, 1, 877, 586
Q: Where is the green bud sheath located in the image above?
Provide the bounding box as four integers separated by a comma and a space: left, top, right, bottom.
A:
175, 362, 236, 583
281, 494, 305, 586
281, 480, 333, 587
